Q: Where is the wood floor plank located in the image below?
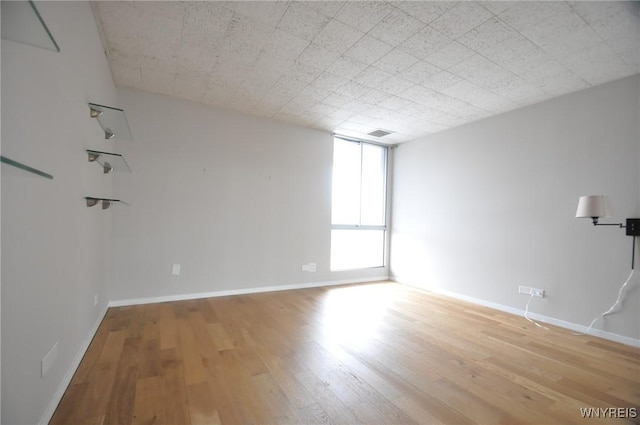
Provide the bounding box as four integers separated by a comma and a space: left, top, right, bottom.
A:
294, 371, 361, 425
186, 381, 221, 425
103, 337, 139, 425
50, 281, 640, 425
324, 343, 405, 402
49, 382, 90, 425
161, 348, 191, 425
131, 376, 164, 425
188, 311, 221, 359
66, 330, 127, 424
176, 317, 208, 386
206, 360, 255, 425
159, 304, 179, 350
208, 322, 235, 351
392, 395, 450, 425
70, 316, 114, 385
251, 372, 299, 424
292, 402, 334, 425
253, 345, 315, 410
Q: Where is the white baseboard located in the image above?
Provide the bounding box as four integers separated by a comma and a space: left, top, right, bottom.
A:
109, 275, 391, 307
392, 278, 640, 348
39, 303, 110, 425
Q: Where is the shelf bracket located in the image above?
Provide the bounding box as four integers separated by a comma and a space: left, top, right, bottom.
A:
89, 106, 103, 118
85, 197, 129, 210
89, 105, 113, 139
87, 151, 114, 173
88, 103, 132, 141
87, 150, 130, 174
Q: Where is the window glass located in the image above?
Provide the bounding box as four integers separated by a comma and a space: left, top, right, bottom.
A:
330, 137, 387, 270
331, 140, 361, 225
361, 143, 386, 226
330, 229, 385, 270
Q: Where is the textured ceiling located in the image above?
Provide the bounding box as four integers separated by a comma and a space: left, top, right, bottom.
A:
93, 1, 639, 144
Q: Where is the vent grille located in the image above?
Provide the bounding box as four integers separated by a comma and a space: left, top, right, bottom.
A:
367, 129, 393, 138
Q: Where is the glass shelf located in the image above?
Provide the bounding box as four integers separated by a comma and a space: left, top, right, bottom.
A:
85, 197, 130, 210
89, 103, 133, 141
1, 1, 60, 52
1, 155, 53, 179
87, 150, 131, 174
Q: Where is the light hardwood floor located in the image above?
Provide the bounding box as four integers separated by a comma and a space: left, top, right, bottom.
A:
51, 281, 639, 425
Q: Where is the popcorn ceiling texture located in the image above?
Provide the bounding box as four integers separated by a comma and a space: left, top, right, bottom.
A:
94, 1, 639, 143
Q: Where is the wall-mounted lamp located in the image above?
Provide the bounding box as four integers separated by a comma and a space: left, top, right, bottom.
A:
575, 195, 611, 226
575, 195, 640, 332
575, 195, 640, 268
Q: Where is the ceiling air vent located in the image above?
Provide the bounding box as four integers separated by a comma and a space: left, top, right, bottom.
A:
367, 129, 393, 138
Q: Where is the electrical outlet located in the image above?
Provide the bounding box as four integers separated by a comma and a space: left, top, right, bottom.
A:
519, 285, 545, 298
172, 264, 181, 275
518, 285, 531, 295
94, 294, 98, 306
302, 263, 317, 272
531, 288, 545, 298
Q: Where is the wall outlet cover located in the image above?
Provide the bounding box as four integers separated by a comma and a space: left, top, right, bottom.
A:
518, 286, 531, 295
519, 286, 545, 297
532, 288, 545, 298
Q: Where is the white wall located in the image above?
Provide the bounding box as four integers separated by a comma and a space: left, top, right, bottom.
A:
391, 75, 640, 342
110, 88, 388, 303
1, 2, 118, 424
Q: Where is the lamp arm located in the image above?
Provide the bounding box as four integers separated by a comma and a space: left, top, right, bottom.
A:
590, 216, 624, 226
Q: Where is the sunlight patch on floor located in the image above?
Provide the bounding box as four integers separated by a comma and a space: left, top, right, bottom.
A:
320, 283, 400, 350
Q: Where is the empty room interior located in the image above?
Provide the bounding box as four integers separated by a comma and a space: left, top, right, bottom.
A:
2, 1, 639, 424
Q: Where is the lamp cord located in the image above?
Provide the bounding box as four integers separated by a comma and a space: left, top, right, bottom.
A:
526, 235, 637, 335
524, 293, 548, 330
573, 268, 636, 335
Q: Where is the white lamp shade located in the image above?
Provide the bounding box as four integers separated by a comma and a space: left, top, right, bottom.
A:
575, 195, 611, 218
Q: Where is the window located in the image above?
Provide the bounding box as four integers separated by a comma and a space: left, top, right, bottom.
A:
331, 137, 388, 270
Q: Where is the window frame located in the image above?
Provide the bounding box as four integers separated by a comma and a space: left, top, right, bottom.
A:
330, 135, 390, 270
